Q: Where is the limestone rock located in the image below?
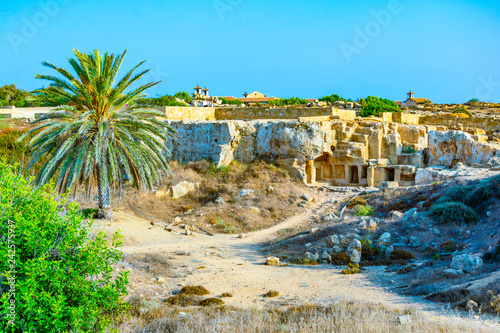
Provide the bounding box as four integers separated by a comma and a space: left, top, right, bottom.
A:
266, 257, 280, 266
157, 181, 199, 199
237, 189, 254, 198
377, 232, 391, 245
367, 218, 378, 229
428, 130, 500, 167
385, 245, 394, 257
301, 193, 314, 202
391, 211, 403, 220
332, 245, 342, 253
397, 315, 412, 325
322, 213, 339, 222
304, 252, 319, 262
451, 254, 483, 272
409, 236, 420, 248
321, 251, 331, 262
442, 268, 464, 278
326, 235, 340, 247
347, 239, 362, 263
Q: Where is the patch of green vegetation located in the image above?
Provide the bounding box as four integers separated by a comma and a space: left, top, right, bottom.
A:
0, 161, 128, 332
263, 290, 280, 298
221, 293, 233, 298
484, 241, 500, 263
199, 298, 225, 307
330, 253, 351, 265
354, 205, 375, 217
453, 107, 473, 117
347, 197, 367, 208
402, 145, 417, 154
360, 239, 382, 261
437, 185, 475, 204
80, 208, 98, 219
359, 96, 401, 117
291, 258, 319, 265
341, 263, 360, 275
165, 294, 200, 306
268, 97, 310, 107
428, 202, 479, 225
390, 250, 416, 260
214, 217, 237, 234
180, 285, 210, 296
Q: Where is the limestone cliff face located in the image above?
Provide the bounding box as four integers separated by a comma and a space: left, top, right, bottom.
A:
167, 120, 326, 167
427, 131, 500, 166
253, 121, 324, 162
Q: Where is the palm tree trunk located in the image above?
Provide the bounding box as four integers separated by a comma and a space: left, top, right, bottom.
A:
97, 171, 113, 219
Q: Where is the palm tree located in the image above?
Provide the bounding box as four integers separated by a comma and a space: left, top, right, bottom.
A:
20, 49, 174, 218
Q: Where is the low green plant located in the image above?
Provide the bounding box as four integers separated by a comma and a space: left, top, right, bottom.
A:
0, 161, 129, 332
263, 290, 280, 298
214, 217, 237, 234
341, 263, 360, 275
453, 107, 473, 117
198, 298, 225, 307
402, 145, 417, 154
360, 238, 382, 261
390, 250, 416, 260
428, 202, 479, 225
354, 205, 375, 217
221, 293, 233, 298
180, 286, 210, 296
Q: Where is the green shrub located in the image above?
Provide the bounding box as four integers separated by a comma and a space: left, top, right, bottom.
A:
354, 205, 375, 217
263, 290, 279, 298
390, 250, 415, 260
453, 107, 473, 117
347, 197, 367, 208
360, 239, 382, 261
0, 161, 128, 332
437, 185, 475, 204
428, 202, 479, 225
359, 96, 401, 117
466, 175, 500, 211
199, 298, 225, 307
341, 263, 360, 275
180, 286, 210, 296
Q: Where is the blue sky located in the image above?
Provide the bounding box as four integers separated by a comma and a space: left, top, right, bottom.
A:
0, 0, 499, 103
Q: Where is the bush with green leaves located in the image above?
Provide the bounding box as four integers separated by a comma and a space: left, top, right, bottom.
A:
354, 205, 375, 217
359, 96, 401, 117
436, 185, 475, 205
319, 94, 351, 104
428, 202, 479, 225
452, 107, 473, 118
465, 175, 500, 212
0, 161, 129, 332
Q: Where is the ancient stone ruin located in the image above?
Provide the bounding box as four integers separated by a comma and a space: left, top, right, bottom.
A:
161, 106, 500, 188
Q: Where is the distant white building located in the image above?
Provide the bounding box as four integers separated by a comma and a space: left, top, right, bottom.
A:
402, 91, 432, 107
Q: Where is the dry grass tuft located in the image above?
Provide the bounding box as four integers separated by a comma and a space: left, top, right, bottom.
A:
180, 286, 210, 296
115, 301, 493, 333
263, 290, 280, 298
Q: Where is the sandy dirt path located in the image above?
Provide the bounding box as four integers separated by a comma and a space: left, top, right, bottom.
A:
92, 190, 500, 330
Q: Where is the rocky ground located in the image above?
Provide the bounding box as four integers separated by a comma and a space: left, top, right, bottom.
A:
90, 170, 500, 331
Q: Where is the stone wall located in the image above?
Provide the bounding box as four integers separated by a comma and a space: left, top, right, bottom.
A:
420, 115, 500, 132
392, 112, 421, 125
0, 106, 54, 119
164, 106, 216, 121
214, 107, 356, 121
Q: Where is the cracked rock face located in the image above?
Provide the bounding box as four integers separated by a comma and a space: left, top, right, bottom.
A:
167, 120, 325, 167
427, 130, 500, 167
